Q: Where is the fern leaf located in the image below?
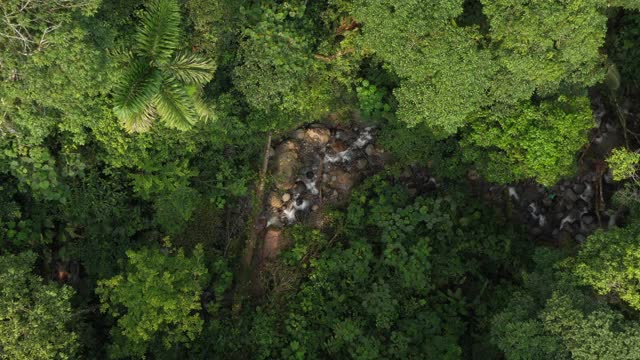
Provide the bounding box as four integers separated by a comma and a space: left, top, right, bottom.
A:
112, 61, 162, 126
166, 52, 216, 85
153, 79, 197, 130
135, 0, 181, 62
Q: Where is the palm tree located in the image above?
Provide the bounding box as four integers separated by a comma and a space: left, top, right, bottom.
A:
112, 0, 215, 133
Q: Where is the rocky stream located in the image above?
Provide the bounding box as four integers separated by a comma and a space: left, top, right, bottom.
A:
255, 95, 632, 264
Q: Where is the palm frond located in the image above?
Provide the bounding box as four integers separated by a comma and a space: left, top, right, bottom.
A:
192, 89, 216, 122
166, 52, 216, 85
112, 61, 163, 124
153, 78, 197, 130
135, 0, 181, 62
122, 102, 156, 133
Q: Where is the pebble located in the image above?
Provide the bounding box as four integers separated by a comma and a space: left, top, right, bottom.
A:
282, 193, 291, 202
357, 159, 368, 170
312, 205, 319, 211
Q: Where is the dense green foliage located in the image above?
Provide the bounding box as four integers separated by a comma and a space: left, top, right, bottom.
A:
3, 0, 640, 358
246, 179, 523, 359
0, 252, 78, 359
96, 245, 210, 358
572, 222, 640, 311
464, 96, 594, 186
492, 249, 640, 359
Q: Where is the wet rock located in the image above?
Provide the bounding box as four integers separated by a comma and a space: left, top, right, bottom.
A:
582, 215, 594, 225
604, 169, 614, 184
274, 141, 299, 190
565, 189, 578, 203
269, 193, 283, 209
508, 187, 519, 201
266, 214, 282, 228
329, 170, 356, 192
294, 129, 305, 140
542, 197, 553, 207
294, 181, 307, 194
356, 159, 368, 170
557, 230, 573, 245
282, 193, 291, 202
529, 227, 543, 236
580, 183, 594, 202
425, 177, 438, 191
565, 201, 575, 211
365, 144, 375, 156
328, 139, 349, 153
263, 228, 284, 259
575, 234, 586, 243
304, 127, 330, 145
575, 199, 590, 211
280, 140, 298, 151
335, 129, 351, 140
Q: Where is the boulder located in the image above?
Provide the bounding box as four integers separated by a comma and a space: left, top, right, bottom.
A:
263, 228, 284, 260
328, 169, 355, 192
582, 215, 594, 225
293, 129, 305, 140
304, 127, 331, 145
564, 189, 578, 203
269, 193, 283, 209
365, 144, 375, 156
274, 141, 299, 190
328, 139, 349, 153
